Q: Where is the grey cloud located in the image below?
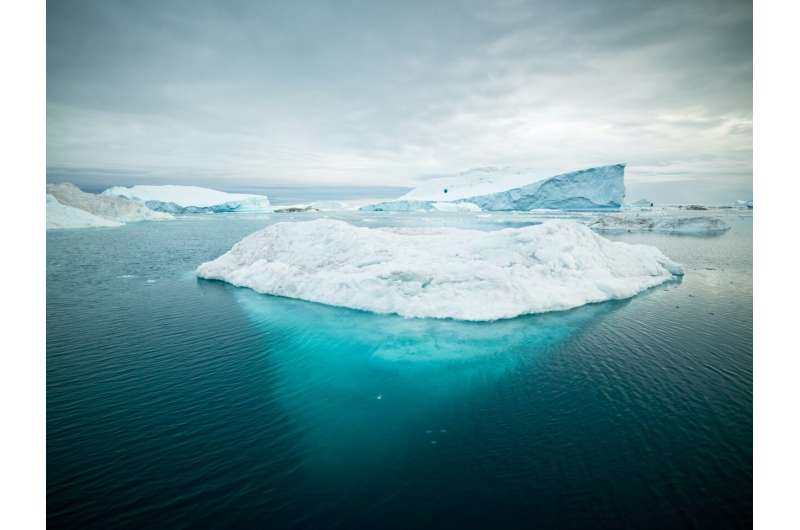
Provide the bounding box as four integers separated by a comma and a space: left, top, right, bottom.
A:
47, 0, 752, 202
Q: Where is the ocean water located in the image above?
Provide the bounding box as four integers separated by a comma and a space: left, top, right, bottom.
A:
47, 209, 752, 529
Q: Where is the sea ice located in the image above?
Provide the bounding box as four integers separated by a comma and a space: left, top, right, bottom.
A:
197, 218, 682, 321
102, 184, 271, 213
589, 214, 731, 235
46, 194, 123, 229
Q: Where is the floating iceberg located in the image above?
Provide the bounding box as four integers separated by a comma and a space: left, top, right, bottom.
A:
629, 198, 653, 207
47, 183, 173, 225
102, 185, 271, 213
273, 199, 383, 212
361, 200, 482, 213
47, 194, 123, 229
589, 214, 730, 235
735, 199, 753, 209
197, 219, 682, 321
361, 200, 436, 212
361, 164, 625, 212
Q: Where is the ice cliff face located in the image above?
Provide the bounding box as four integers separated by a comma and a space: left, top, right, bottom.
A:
47, 183, 173, 226
102, 185, 271, 213
197, 218, 682, 321
361, 164, 625, 212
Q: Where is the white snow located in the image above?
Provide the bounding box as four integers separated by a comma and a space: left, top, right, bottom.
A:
273, 198, 379, 212
431, 202, 482, 213
197, 219, 682, 321
102, 184, 271, 212
401, 167, 551, 202
47, 194, 123, 229
589, 214, 730, 234
48, 183, 173, 224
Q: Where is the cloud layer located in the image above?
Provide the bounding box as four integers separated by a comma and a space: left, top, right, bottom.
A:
47, 0, 752, 201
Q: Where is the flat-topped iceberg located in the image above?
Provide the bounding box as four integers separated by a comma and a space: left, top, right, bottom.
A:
102, 185, 271, 213
589, 214, 730, 235
361, 200, 482, 212
197, 219, 682, 321
47, 194, 123, 229
47, 182, 173, 227
361, 164, 625, 212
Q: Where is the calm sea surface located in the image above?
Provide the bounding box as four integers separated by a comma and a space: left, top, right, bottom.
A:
47, 208, 752, 529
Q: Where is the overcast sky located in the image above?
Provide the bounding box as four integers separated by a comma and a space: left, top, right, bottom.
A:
47, 0, 752, 202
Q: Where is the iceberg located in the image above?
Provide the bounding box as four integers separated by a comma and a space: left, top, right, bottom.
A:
102, 185, 271, 213
47, 194, 123, 229
273, 199, 383, 212
360, 200, 482, 213
197, 218, 682, 321
47, 183, 173, 225
629, 198, 653, 207
589, 214, 730, 235
360, 200, 437, 212
361, 164, 625, 212
735, 199, 753, 209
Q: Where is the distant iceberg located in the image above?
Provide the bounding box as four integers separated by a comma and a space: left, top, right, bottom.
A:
102, 185, 271, 213
47, 194, 123, 229
590, 214, 730, 235
361, 164, 625, 212
735, 199, 753, 209
197, 218, 682, 321
47, 183, 173, 228
361, 200, 482, 213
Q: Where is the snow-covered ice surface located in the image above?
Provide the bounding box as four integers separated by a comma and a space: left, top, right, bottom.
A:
362, 164, 625, 212
361, 200, 482, 212
47, 183, 172, 225
273, 198, 381, 212
590, 213, 730, 235
197, 218, 682, 321
102, 184, 271, 213
47, 194, 123, 229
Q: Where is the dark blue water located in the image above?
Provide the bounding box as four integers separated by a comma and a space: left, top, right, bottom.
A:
47, 211, 752, 529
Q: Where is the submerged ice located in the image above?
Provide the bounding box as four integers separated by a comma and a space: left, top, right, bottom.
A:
197, 218, 682, 321
102, 184, 271, 213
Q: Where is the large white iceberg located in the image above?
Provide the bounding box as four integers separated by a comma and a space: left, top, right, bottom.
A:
102, 184, 271, 213
589, 214, 730, 235
197, 219, 682, 321
47, 183, 173, 226
47, 194, 123, 229
361, 164, 625, 212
